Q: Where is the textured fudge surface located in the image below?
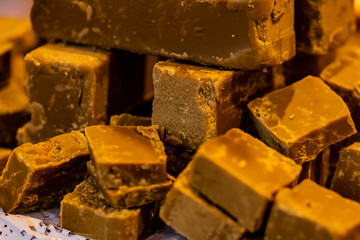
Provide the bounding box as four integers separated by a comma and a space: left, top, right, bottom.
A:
85, 125, 167, 188
0, 131, 89, 214
31, 0, 295, 70
248, 76, 356, 164
17, 43, 109, 144
152, 60, 271, 150
266, 179, 360, 240
160, 163, 246, 240
189, 128, 301, 232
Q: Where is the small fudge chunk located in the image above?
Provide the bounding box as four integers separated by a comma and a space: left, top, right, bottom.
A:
85, 125, 167, 188
61, 178, 160, 240
295, 0, 355, 55
87, 161, 173, 208
266, 179, 360, 240
331, 142, 360, 202
0, 80, 29, 146
0, 131, 89, 214
17, 43, 110, 145
152, 61, 271, 150
248, 76, 356, 164
321, 51, 360, 129
160, 163, 245, 240
0, 147, 11, 176
31, 0, 295, 70
189, 128, 301, 232
0, 42, 12, 86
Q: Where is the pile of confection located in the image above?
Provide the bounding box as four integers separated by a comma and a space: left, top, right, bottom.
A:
1, 0, 360, 239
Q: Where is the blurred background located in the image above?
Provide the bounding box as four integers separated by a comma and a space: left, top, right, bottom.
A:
0, 0, 32, 18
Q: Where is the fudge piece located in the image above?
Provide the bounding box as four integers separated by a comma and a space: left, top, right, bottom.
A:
320, 50, 360, 129
0, 147, 11, 176
295, 0, 355, 54
331, 142, 360, 202
265, 179, 360, 240
110, 113, 151, 127
152, 60, 271, 150
0, 42, 12, 86
61, 177, 161, 240
248, 76, 356, 164
160, 163, 246, 240
189, 128, 301, 232
87, 161, 173, 208
31, 0, 295, 70
85, 125, 167, 188
16, 43, 110, 145
0, 80, 29, 146
0, 131, 89, 214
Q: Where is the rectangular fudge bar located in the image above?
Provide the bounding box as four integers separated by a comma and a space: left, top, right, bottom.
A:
61, 177, 161, 240
16, 43, 110, 145
160, 163, 245, 240
266, 179, 360, 240
31, 0, 295, 70
189, 128, 301, 232
85, 125, 167, 188
152, 60, 271, 150
87, 161, 173, 208
0, 131, 89, 214
248, 76, 356, 164
295, 0, 355, 54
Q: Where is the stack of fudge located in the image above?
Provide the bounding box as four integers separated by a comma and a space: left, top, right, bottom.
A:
2, 0, 360, 239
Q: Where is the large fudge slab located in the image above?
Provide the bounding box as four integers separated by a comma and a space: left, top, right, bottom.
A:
189, 128, 301, 232
152, 60, 271, 150
0, 131, 89, 214
265, 179, 360, 240
16, 43, 110, 145
331, 142, 360, 202
87, 161, 173, 208
248, 76, 356, 164
295, 0, 355, 54
31, 0, 295, 70
160, 164, 245, 240
60, 177, 160, 240
85, 125, 167, 188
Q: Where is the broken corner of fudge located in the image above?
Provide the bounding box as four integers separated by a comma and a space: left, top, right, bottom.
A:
248, 75, 356, 164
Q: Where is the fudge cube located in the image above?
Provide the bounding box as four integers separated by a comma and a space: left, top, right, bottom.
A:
248, 76, 356, 164
331, 142, 360, 202
189, 128, 301, 232
85, 125, 167, 188
31, 0, 295, 70
152, 60, 271, 150
295, 0, 355, 54
60, 178, 160, 240
17, 43, 110, 144
0, 131, 89, 213
266, 179, 360, 240
160, 163, 245, 240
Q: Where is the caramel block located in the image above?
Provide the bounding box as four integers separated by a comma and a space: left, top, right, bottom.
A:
160, 163, 246, 240
87, 161, 173, 208
0, 80, 29, 146
152, 61, 271, 150
295, 0, 355, 55
16, 43, 110, 145
189, 128, 301, 232
266, 179, 360, 240
331, 142, 360, 202
0, 131, 89, 214
31, 0, 295, 70
0, 147, 11, 176
61, 178, 160, 240
85, 125, 167, 188
248, 76, 356, 164
110, 113, 151, 127
320, 50, 360, 129
0, 42, 12, 86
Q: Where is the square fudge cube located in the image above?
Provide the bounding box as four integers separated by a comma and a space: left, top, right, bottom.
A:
266, 179, 360, 240
189, 128, 301, 232
152, 60, 271, 150
17, 43, 110, 144
248, 76, 356, 164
